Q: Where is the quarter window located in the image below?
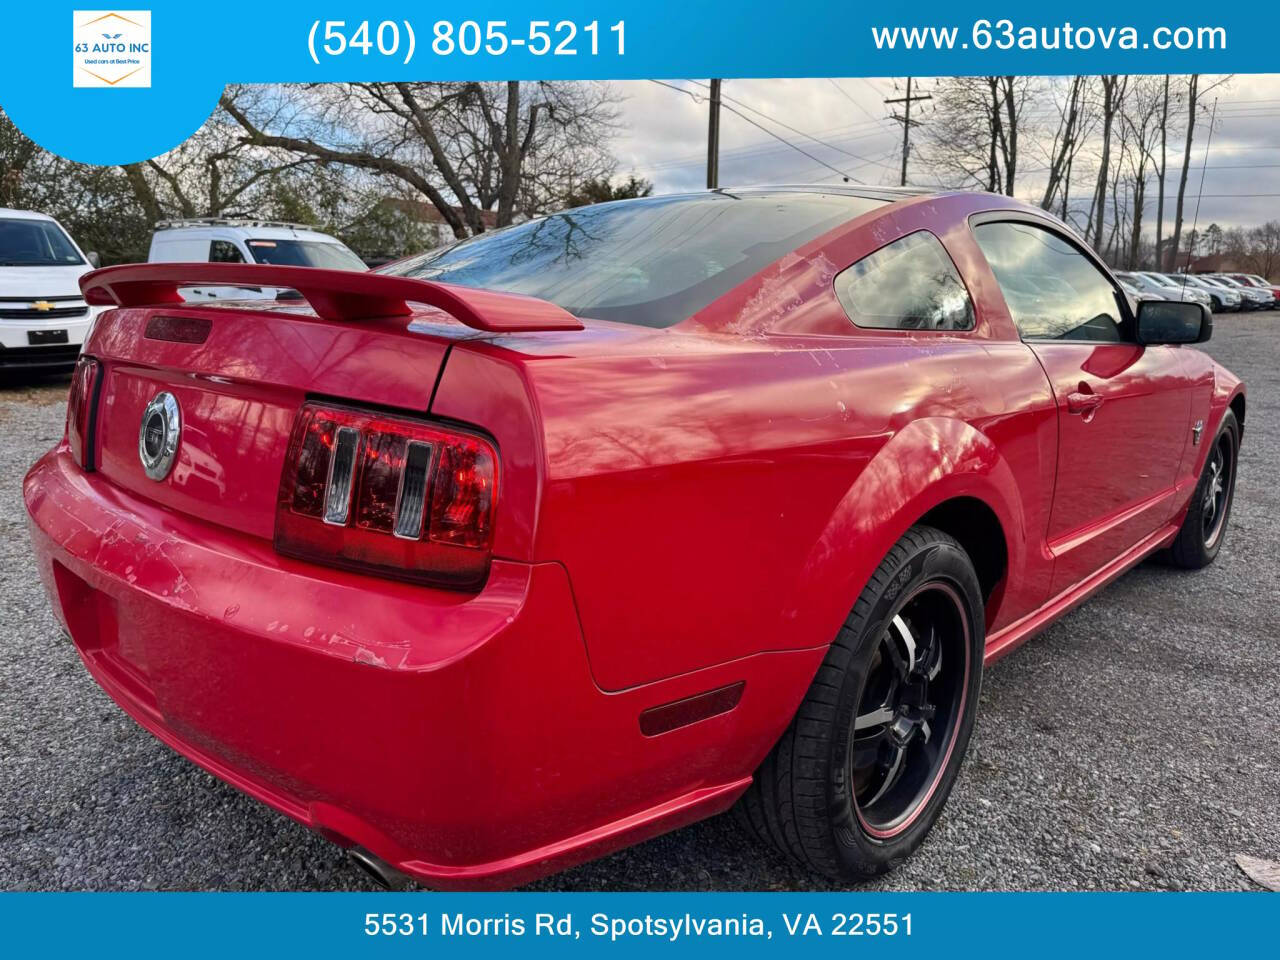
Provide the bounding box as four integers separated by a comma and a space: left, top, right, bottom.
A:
973, 221, 1129, 342
834, 231, 974, 331
209, 240, 245, 263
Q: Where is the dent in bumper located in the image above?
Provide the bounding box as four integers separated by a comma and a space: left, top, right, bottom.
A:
23, 449, 821, 888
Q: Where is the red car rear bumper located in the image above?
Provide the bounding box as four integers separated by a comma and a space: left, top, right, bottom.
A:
24, 447, 821, 888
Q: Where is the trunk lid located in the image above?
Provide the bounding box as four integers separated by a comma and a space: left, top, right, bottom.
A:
78, 263, 581, 542
89, 301, 468, 540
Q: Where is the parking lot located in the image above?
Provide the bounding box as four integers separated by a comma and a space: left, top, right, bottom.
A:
0, 312, 1276, 893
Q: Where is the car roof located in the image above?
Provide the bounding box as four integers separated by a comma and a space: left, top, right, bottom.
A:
716, 183, 940, 203
153, 219, 342, 243
611, 184, 949, 210
0, 207, 57, 222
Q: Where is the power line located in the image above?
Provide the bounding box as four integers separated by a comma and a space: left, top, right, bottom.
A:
856, 78, 892, 101
717, 101, 864, 183
686, 80, 888, 167
647, 79, 864, 183
827, 79, 887, 126
641, 118, 898, 173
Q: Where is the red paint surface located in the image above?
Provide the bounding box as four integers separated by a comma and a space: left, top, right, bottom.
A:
26, 191, 1244, 888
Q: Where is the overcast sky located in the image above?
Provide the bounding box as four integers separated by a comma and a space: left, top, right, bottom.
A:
608, 76, 1280, 230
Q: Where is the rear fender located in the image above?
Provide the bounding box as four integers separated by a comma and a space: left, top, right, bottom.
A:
790, 417, 1024, 652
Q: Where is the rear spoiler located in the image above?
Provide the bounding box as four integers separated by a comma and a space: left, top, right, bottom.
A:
80, 263, 584, 333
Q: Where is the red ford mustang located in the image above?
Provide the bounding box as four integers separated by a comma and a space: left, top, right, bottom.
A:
24, 186, 1244, 889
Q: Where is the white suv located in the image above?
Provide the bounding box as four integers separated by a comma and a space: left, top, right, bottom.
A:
0, 209, 103, 371
147, 218, 366, 300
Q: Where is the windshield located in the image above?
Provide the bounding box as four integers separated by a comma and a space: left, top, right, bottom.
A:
381, 192, 883, 328
246, 238, 366, 271
0, 217, 84, 267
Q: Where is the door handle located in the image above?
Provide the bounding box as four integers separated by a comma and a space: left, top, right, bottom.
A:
1066, 391, 1103, 417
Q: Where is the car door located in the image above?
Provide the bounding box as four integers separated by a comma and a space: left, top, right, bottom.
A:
971, 218, 1193, 597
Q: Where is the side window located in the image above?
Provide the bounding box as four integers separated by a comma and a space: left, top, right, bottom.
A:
834, 231, 974, 331
209, 240, 245, 263
972, 221, 1129, 342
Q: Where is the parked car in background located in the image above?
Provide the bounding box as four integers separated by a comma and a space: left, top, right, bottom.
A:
1115, 275, 1157, 306
28, 187, 1244, 890
147, 218, 366, 301
0, 208, 105, 371
1135, 272, 1217, 310
1173, 273, 1242, 311
1116, 271, 1214, 310
1202, 275, 1267, 310
1211, 274, 1276, 309
1227, 273, 1280, 304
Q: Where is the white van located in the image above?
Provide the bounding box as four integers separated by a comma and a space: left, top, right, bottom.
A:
0, 208, 102, 371
147, 218, 366, 301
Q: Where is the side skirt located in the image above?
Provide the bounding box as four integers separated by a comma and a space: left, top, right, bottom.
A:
983, 520, 1181, 665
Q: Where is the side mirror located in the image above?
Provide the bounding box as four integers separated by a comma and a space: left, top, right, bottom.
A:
1136, 299, 1212, 345
86, 251, 101, 268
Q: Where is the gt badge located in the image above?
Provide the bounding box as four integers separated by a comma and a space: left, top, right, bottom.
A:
1192, 420, 1205, 446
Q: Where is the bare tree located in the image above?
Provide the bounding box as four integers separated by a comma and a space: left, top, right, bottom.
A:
119, 100, 323, 224
1167, 75, 1200, 270
1039, 76, 1092, 213
1166, 75, 1234, 268
1153, 76, 1176, 270
923, 77, 1035, 194
220, 82, 620, 239
1087, 76, 1129, 249
1246, 222, 1280, 278
1105, 145, 1128, 263
1121, 77, 1165, 268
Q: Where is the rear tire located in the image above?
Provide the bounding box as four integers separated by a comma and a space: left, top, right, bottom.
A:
1167, 410, 1239, 569
736, 525, 984, 881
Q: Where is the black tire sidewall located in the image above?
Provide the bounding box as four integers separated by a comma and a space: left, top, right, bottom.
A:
825, 532, 985, 875
1177, 411, 1239, 566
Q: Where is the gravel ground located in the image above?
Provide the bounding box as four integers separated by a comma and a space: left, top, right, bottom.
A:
1, 315, 1276, 892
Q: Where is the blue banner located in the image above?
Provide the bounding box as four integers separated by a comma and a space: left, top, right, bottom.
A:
0, 892, 1273, 957
0, 2, 1251, 164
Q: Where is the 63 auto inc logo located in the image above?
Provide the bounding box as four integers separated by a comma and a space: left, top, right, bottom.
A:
72, 11, 151, 87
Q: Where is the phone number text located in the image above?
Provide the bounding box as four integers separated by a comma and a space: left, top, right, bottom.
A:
307, 19, 625, 65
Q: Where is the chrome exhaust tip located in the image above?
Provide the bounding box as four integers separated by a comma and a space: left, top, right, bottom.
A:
347, 846, 412, 891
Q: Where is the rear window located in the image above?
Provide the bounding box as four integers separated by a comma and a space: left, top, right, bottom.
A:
834, 231, 973, 331
381, 192, 882, 328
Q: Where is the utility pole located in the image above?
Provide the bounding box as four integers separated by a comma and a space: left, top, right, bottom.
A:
707, 78, 722, 189
884, 78, 931, 186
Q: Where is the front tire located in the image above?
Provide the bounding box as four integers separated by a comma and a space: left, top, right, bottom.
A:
1167, 410, 1239, 569
736, 525, 984, 881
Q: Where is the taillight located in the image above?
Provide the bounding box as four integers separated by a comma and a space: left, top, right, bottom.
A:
275, 402, 498, 588
66, 356, 102, 470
